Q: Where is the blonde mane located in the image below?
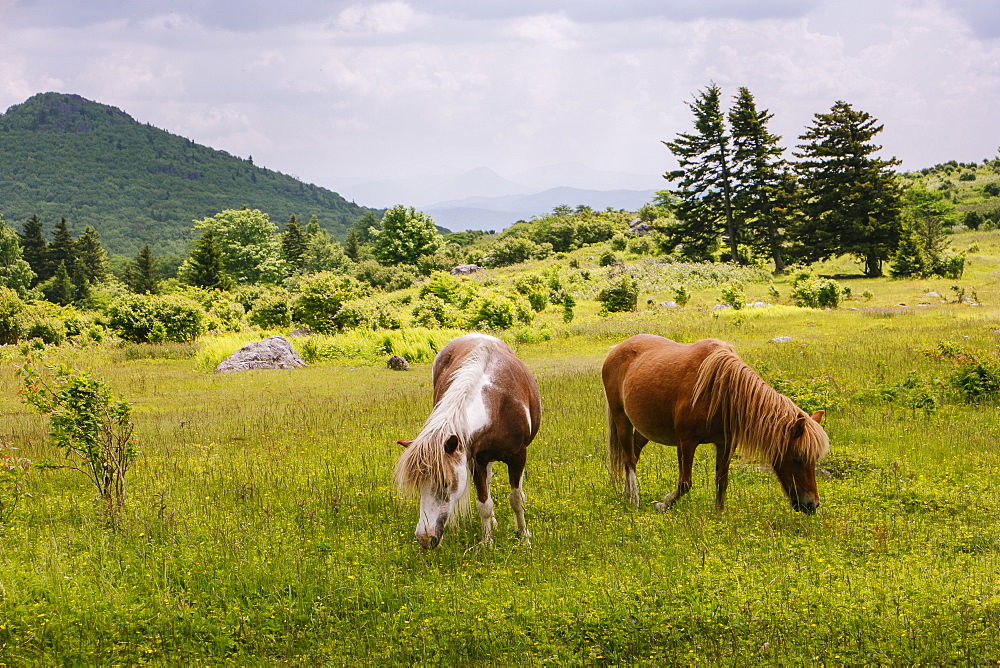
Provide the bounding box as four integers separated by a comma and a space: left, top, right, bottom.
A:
394, 341, 495, 496
691, 346, 829, 463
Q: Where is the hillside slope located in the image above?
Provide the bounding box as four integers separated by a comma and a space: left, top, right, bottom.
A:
0, 93, 373, 257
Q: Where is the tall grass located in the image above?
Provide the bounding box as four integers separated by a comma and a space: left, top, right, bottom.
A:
1, 272, 1000, 663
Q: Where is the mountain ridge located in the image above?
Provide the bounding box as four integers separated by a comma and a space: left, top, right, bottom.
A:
0, 92, 374, 257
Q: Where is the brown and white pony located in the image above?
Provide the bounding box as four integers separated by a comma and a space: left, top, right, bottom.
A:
395, 334, 541, 548
602, 334, 829, 513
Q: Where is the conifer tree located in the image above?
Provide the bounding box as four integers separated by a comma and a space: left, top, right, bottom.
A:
793, 101, 903, 277
74, 225, 108, 284
123, 244, 160, 294
180, 229, 232, 290
18, 215, 49, 283
49, 217, 77, 273
343, 227, 360, 261
663, 84, 739, 262
46, 260, 76, 306
728, 87, 791, 274
281, 215, 307, 271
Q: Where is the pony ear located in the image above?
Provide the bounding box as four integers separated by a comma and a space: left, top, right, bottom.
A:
397, 439, 413, 448
790, 416, 806, 439
444, 435, 460, 454
810, 410, 825, 424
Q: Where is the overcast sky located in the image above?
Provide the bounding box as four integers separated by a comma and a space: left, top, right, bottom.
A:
1, 0, 998, 206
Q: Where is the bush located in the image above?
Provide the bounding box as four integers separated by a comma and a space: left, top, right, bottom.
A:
249, 294, 293, 329
19, 364, 138, 519
598, 277, 639, 314
293, 273, 367, 334
334, 298, 402, 331
412, 294, 459, 328
356, 260, 417, 292
0, 287, 25, 344
464, 292, 533, 331
485, 237, 539, 267
105, 294, 206, 343
720, 283, 745, 310
984, 182, 1000, 197
599, 250, 620, 267
790, 275, 846, 309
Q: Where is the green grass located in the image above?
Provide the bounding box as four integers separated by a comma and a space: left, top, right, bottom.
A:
4, 243, 1000, 663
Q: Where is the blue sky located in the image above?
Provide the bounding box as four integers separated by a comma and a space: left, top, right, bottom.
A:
1, 0, 998, 205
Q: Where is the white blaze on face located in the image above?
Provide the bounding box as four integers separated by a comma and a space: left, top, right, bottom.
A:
414, 452, 469, 548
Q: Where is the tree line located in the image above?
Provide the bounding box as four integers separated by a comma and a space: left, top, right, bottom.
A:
661, 85, 955, 277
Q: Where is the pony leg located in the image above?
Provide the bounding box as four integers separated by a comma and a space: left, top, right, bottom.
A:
656, 439, 696, 511
472, 461, 497, 546
616, 421, 641, 506
714, 442, 736, 511
507, 455, 531, 546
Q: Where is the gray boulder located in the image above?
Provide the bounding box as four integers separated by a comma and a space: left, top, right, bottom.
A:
214, 336, 308, 374
451, 264, 481, 275
387, 355, 411, 371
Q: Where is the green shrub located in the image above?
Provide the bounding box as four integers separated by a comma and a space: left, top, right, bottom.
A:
412, 294, 458, 328
19, 364, 138, 519
598, 277, 639, 314
599, 250, 619, 267
720, 283, 746, 310
485, 237, 539, 267
790, 275, 846, 309
0, 287, 25, 344
356, 260, 417, 291
464, 292, 532, 330
105, 294, 206, 343
24, 319, 64, 345
292, 273, 367, 334
334, 297, 402, 331
609, 234, 627, 251
249, 294, 293, 329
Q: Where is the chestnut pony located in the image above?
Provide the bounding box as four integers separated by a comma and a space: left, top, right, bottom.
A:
395, 334, 541, 548
602, 335, 829, 514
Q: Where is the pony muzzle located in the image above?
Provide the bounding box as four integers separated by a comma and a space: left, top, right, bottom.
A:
792, 497, 820, 515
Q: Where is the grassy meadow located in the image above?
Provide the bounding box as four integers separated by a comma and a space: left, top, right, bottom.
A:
2, 231, 1000, 664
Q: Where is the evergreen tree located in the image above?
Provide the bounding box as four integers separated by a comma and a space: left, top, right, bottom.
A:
351, 211, 380, 243
343, 227, 360, 261
180, 229, 232, 290
74, 225, 108, 284
123, 244, 159, 294
663, 84, 739, 262
793, 101, 903, 277
728, 87, 791, 273
281, 215, 307, 271
18, 214, 49, 283
49, 217, 77, 273
45, 260, 76, 306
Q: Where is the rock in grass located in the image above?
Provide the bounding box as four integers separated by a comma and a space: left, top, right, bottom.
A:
214, 336, 307, 373
387, 355, 410, 371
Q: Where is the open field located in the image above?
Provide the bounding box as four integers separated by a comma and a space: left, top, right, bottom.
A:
2, 236, 1000, 663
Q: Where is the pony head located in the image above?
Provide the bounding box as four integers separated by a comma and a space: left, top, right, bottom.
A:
395, 434, 470, 549
771, 410, 829, 514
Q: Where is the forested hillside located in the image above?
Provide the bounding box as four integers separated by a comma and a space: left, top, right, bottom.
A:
0, 93, 374, 257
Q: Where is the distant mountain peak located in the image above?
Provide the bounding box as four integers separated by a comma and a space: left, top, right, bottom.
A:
0, 92, 137, 134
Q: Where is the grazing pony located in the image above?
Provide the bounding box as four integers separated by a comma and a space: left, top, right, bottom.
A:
602, 335, 829, 513
395, 334, 541, 548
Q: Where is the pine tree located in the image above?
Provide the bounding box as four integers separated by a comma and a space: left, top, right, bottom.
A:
343, 227, 360, 261
0, 215, 36, 297
46, 260, 76, 306
48, 217, 77, 275
728, 87, 791, 274
123, 244, 159, 294
18, 215, 50, 282
793, 101, 903, 277
181, 229, 232, 289
281, 215, 307, 271
74, 225, 108, 284
662, 84, 739, 262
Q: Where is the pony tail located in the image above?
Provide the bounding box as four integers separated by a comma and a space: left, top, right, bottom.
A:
606, 398, 625, 481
